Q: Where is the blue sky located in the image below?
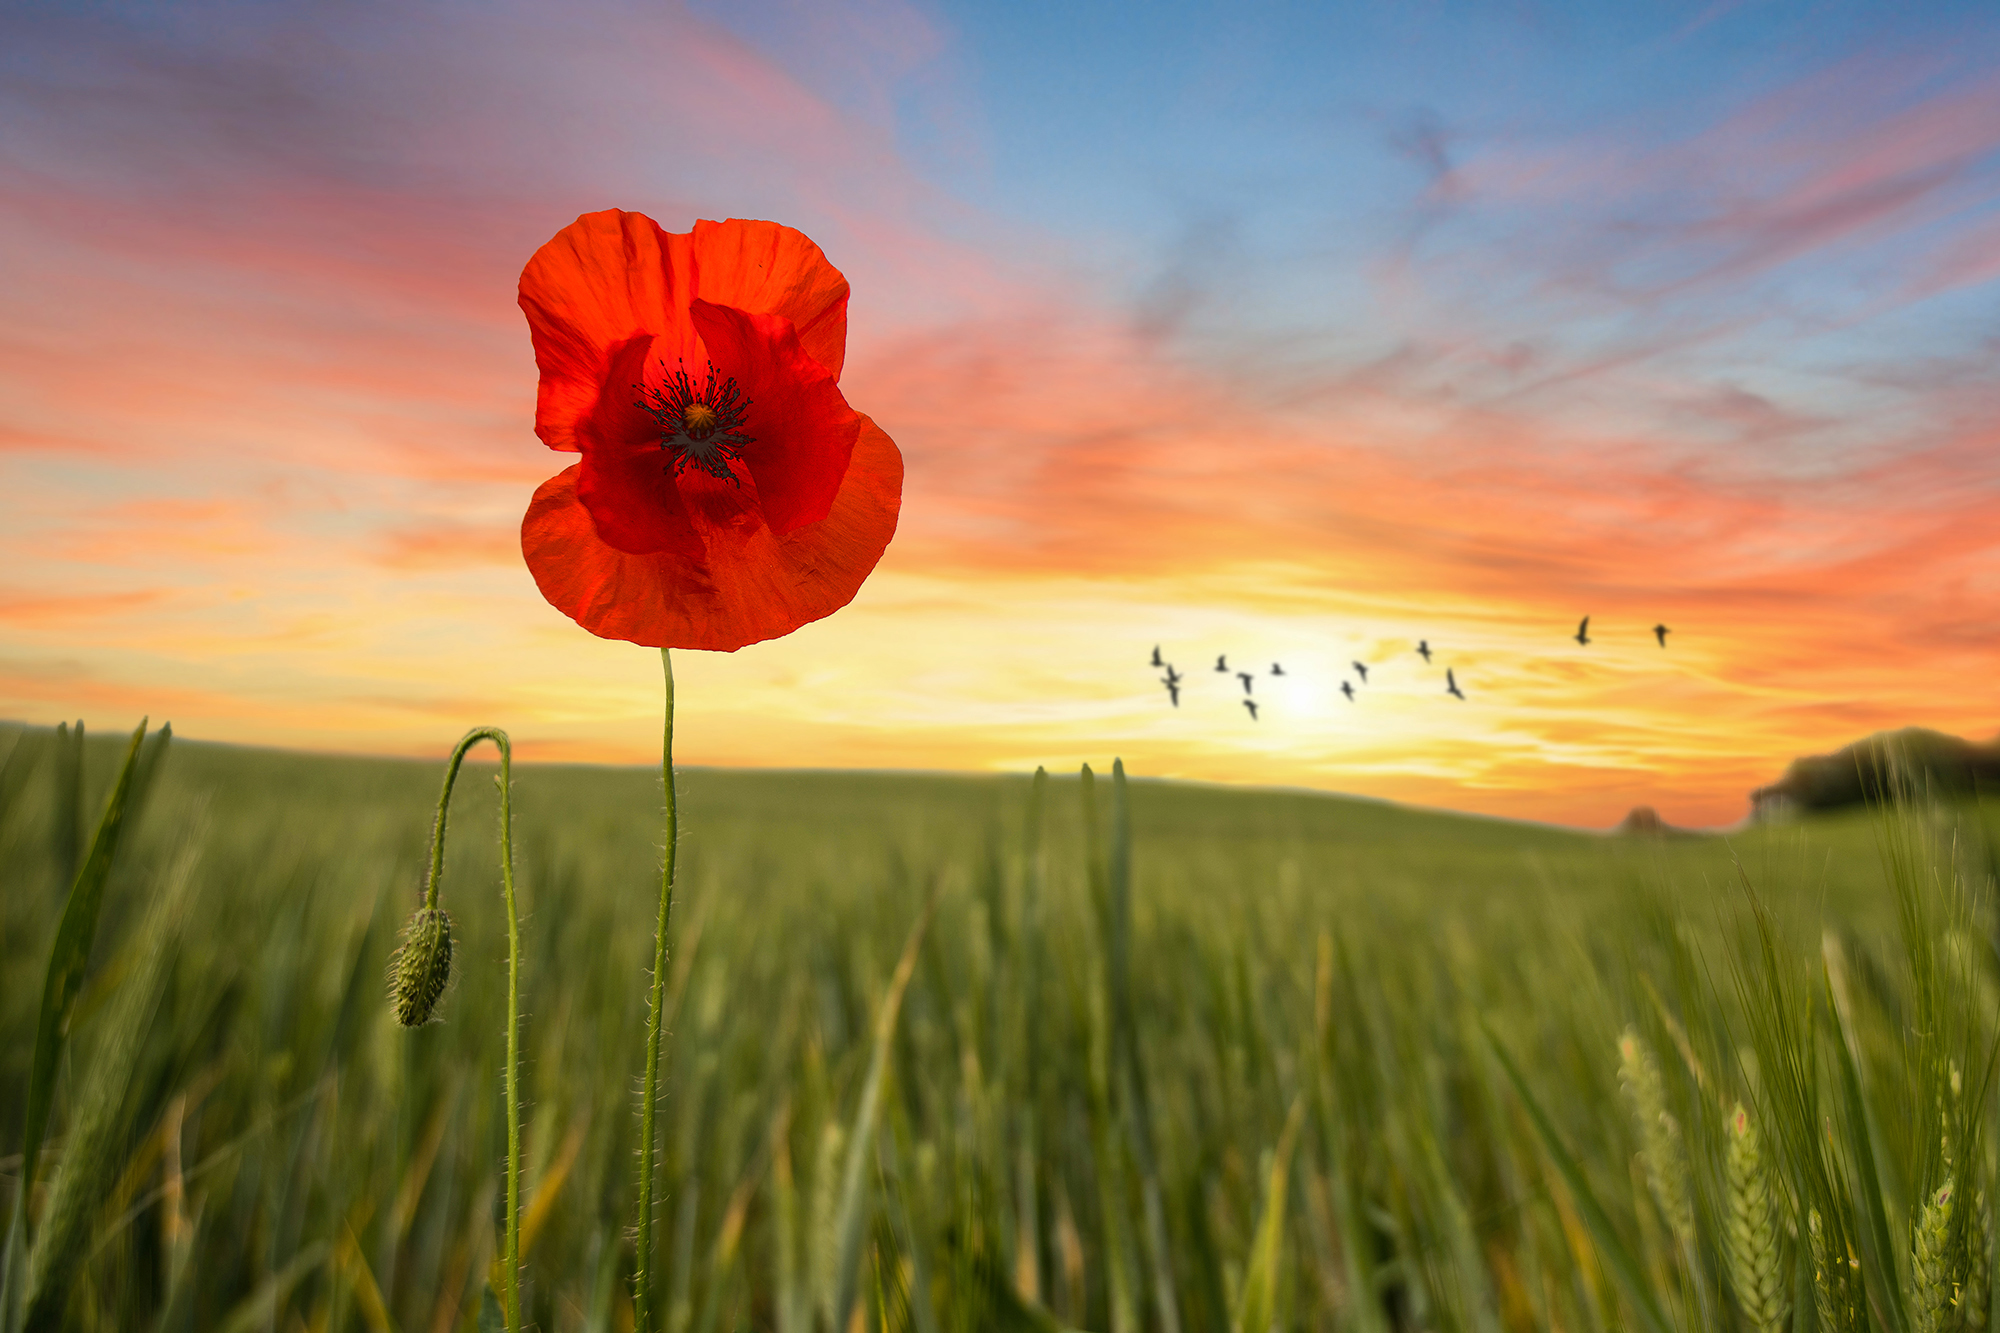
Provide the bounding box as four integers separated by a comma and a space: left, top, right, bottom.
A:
676, 0, 2000, 475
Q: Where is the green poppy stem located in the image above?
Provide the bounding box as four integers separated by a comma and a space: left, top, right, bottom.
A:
421, 727, 521, 1333
634, 648, 680, 1333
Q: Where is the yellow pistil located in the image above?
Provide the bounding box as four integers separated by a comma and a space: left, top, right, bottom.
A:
683, 402, 718, 435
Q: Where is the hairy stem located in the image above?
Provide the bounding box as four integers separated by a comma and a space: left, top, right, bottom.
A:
635, 648, 679, 1332
420, 727, 520, 1331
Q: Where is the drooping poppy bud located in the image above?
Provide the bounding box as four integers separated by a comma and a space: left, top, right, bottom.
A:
390, 905, 455, 1027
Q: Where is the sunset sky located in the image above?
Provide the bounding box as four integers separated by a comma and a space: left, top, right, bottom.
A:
3, 0, 1997, 828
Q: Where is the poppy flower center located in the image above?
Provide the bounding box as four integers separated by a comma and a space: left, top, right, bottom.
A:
636, 362, 755, 484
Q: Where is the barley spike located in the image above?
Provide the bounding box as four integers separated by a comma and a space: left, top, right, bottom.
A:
1912, 1179, 1955, 1333
1725, 1104, 1788, 1333
1617, 1028, 1694, 1249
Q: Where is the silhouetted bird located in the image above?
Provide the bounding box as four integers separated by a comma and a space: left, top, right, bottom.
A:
1243, 699, 1259, 721
1654, 623, 1669, 648
1340, 681, 1355, 702
1270, 662, 1285, 676
1446, 669, 1465, 700
1215, 654, 1228, 672
1161, 675, 1180, 707
1417, 640, 1432, 663
1164, 665, 1182, 686
1237, 671, 1254, 694
1574, 616, 1591, 646
1151, 644, 1163, 668
1351, 661, 1369, 683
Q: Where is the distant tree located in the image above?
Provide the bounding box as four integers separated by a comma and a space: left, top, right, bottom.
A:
1751, 727, 2000, 818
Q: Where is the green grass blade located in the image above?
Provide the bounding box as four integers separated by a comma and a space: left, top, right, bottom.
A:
23, 833, 195, 1331
211, 1244, 330, 1333
50, 722, 82, 897
874, 1123, 945, 1333
1989, 1179, 1999, 1333
147, 1198, 203, 1333
1015, 767, 1048, 1309
772, 1105, 805, 1333
828, 885, 939, 1333
1086, 976, 1141, 1333
1111, 758, 1182, 1333
1234, 1095, 1304, 1333
0, 726, 37, 832
126, 722, 173, 827
1485, 1023, 1674, 1333
1794, 1236, 1812, 1333
11, 720, 151, 1228
1823, 964, 1908, 1333
1311, 938, 1390, 1333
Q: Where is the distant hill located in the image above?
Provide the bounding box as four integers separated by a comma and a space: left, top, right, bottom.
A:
1751, 727, 2000, 819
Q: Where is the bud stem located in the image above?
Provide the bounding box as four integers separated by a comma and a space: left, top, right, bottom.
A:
419, 726, 521, 1333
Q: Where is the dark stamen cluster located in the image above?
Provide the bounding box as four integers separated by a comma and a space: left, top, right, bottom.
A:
636, 362, 755, 484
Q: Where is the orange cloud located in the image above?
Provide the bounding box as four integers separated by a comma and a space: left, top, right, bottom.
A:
0, 587, 165, 627
376, 520, 521, 571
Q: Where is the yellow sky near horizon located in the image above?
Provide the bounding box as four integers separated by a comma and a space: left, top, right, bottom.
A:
6, 539, 1988, 828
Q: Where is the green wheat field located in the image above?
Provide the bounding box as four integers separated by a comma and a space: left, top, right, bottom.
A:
4, 719, 2000, 1333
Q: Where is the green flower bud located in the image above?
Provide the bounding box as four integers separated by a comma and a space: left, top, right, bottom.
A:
390, 905, 454, 1027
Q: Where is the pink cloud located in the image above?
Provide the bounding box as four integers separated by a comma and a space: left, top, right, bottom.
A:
0, 587, 166, 627
1440, 43, 2000, 307
1900, 209, 2000, 302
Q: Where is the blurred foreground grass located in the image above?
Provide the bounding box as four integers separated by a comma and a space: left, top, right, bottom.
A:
2, 719, 1998, 1332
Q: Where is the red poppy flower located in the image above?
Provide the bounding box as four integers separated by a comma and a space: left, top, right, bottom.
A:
518, 210, 903, 651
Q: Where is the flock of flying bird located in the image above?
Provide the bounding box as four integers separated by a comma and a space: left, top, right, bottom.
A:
1148, 616, 1671, 721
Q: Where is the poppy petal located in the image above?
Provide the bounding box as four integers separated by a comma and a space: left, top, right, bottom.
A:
521, 212, 851, 455
520, 211, 701, 454
689, 218, 850, 380
520, 413, 903, 651
688, 299, 857, 536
